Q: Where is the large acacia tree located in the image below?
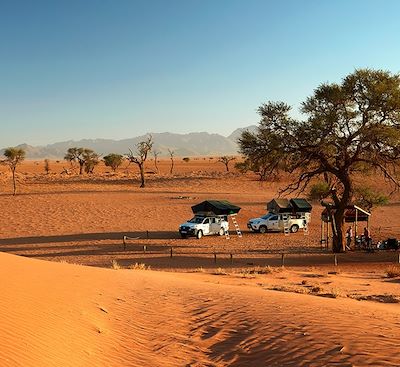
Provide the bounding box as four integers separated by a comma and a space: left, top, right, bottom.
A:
239, 69, 400, 252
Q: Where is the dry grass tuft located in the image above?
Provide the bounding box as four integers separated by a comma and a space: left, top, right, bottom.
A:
193, 267, 205, 273
385, 265, 400, 278
237, 265, 283, 276
128, 263, 150, 270
111, 260, 121, 270
213, 267, 227, 275
271, 285, 309, 295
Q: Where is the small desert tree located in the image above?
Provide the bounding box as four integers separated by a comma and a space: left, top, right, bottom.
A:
103, 153, 124, 172
168, 149, 175, 174
218, 156, 235, 172
83, 150, 100, 174
44, 159, 50, 174
2, 147, 26, 195
234, 157, 276, 181
153, 150, 161, 173
127, 135, 153, 188
64, 147, 98, 174
64, 147, 85, 174
239, 69, 400, 252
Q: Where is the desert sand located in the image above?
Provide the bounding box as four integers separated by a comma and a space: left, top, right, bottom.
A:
1, 159, 400, 366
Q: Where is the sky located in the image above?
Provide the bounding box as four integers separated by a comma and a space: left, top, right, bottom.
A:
1, 0, 400, 147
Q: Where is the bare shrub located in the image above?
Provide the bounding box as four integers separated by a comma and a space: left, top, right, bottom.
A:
111, 260, 121, 270
386, 265, 400, 278
128, 263, 150, 270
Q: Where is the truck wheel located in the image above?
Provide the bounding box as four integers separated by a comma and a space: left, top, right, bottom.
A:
219, 228, 225, 236
196, 230, 203, 239
290, 224, 299, 233
259, 225, 267, 234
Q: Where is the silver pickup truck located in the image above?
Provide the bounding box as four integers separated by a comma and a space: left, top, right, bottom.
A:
247, 212, 310, 233
179, 215, 229, 239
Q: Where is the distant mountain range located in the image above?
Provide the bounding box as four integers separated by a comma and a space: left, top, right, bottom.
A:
1, 126, 257, 159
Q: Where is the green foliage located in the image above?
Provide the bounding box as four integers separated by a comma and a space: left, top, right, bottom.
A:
103, 153, 124, 172
354, 186, 388, 211
308, 181, 330, 201
83, 150, 100, 174
64, 147, 99, 174
234, 160, 250, 174
3, 147, 26, 166
2, 147, 26, 195
234, 157, 273, 181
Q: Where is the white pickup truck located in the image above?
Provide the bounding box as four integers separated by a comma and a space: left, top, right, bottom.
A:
247, 212, 310, 233
179, 215, 229, 239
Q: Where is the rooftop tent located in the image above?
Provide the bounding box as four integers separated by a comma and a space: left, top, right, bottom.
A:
290, 198, 312, 213
191, 200, 241, 216
266, 199, 291, 213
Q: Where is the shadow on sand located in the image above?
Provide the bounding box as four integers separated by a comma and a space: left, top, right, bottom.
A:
0, 231, 181, 246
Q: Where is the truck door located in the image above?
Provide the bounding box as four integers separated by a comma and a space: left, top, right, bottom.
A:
269, 215, 279, 231
202, 218, 211, 235
210, 217, 220, 234
281, 214, 289, 231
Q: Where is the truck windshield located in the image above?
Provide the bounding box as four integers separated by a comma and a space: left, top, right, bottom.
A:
189, 217, 204, 224
261, 213, 273, 220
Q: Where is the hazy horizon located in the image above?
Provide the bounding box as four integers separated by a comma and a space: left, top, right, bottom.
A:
0, 127, 252, 149
2, 0, 400, 147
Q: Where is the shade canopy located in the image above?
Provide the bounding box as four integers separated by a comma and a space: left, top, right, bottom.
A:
191, 200, 241, 216
321, 205, 370, 223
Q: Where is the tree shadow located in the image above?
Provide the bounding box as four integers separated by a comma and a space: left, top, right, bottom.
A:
0, 231, 180, 246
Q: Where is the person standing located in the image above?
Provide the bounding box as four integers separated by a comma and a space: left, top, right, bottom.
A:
346, 226, 353, 249
364, 227, 371, 248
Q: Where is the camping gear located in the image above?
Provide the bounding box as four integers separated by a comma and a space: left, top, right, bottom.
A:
191, 200, 241, 216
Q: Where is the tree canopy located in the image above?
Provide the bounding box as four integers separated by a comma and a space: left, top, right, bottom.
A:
2, 147, 26, 195
103, 153, 124, 172
239, 69, 400, 252
64, 147, 99, 174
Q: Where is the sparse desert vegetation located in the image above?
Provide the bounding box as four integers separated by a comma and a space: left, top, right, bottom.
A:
1, 68, 400, 367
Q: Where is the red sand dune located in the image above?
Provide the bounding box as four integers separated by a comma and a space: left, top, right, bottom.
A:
1, 252, 400, 366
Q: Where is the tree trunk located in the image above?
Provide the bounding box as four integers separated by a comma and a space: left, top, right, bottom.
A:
331, 173, 352, 253
331, 191, 348, 253
332, 211, 346, 253
225, 163, 229, 172
12, 167, 16, 195
139, 163, 145, 188
170, 159, 174, 175
79, 162, 84, 175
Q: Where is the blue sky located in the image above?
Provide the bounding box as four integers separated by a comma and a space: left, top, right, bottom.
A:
1, 0, 400, 147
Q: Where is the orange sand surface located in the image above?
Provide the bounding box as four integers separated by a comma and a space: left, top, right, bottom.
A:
1, 252, 400, 367
1, 159, 400, 365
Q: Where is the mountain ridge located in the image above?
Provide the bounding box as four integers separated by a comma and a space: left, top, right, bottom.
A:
1, 127, 257, 159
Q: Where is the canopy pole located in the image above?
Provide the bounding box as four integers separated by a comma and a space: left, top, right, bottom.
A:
321, 219, 324, 249
355, 208, 358, 245
327, 220, 330, 250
